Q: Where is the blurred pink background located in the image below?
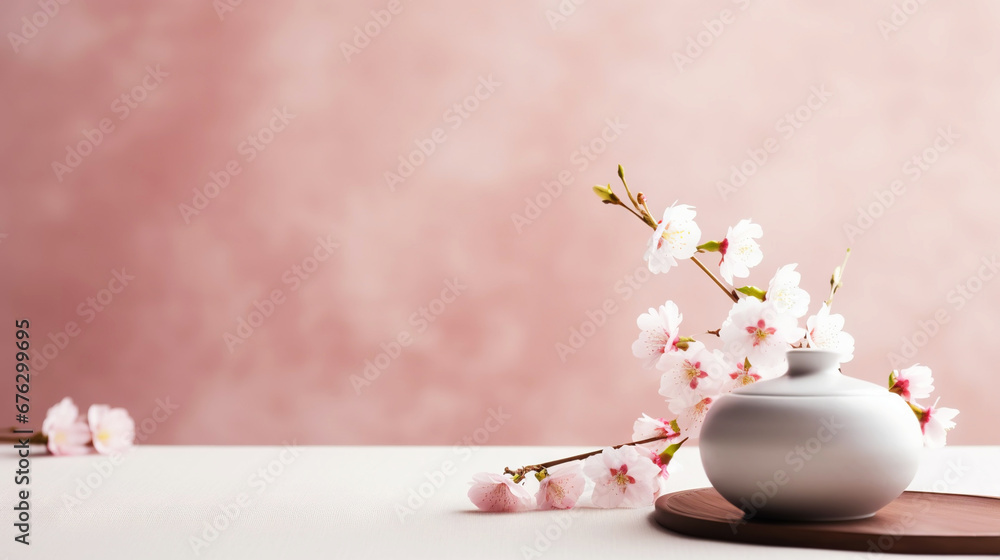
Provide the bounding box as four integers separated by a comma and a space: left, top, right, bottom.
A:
2, 0, 998, 445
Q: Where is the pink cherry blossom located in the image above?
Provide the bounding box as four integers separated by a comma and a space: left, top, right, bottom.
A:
667, 391, 715, 439
806, 303, 855, 363
719, 298, 804, 369
42, 397, 91, 456
766, 264, 810, 318
88, 405, 136, 455
643, 204, 702, 275
583, 446, 661, 508
890, 365, 934, 403
632, 302, 683, 369
915, 400, 958, 448
718, 219, 763, 285
535, 463, 586, 510
631, 413, 680, 455
657, 342, 727, 400
721, 360, 763, 393
468, 472, 533, 512
648, 449, 671, 480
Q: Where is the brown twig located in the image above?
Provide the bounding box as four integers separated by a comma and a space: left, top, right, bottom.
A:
1, 428, 46, 444
690, 256, 740, 303
503, 435, 687, 480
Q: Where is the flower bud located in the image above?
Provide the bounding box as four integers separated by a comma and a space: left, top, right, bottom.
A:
736, 286, 767, 301
697, 240, 723, 253
592, 184, 620, 204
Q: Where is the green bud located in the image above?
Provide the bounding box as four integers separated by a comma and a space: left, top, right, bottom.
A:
736, 286, 767, 301
592, 184, 620, 204
662, 441, 684, 458
535, 469, 548, 482
697, 240, 723, 252
617, 164, 625, 181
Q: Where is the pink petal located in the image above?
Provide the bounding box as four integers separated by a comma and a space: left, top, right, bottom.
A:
468, 473, 531, 512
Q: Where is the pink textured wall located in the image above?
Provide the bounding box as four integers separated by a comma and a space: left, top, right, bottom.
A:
2, 0, 998, 445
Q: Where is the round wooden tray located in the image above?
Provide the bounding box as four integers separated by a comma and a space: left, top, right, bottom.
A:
653, 487, 1000, 555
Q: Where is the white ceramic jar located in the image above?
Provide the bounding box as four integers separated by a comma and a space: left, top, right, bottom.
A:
699, 348, 923, 521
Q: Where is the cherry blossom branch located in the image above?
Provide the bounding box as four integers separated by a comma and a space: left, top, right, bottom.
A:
503, 435, 687, 481
594, 173, 739, 303
616, 164, 642, 214
690, 256, 740, 303
1, 428, 46, 444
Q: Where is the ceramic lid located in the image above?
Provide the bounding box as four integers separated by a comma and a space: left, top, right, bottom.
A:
734, 349, 890, 397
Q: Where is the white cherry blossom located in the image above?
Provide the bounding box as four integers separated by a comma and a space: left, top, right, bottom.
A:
718, 219, 763, 285
719, 298, 804, 369
766, 264, 810, 318
890, 364, 934, 403
643, 204, 702, 274
721, 360, 763, 394
657, 341, 728, 400
667, 391, 715, 439
806, 303, 855, 363
632, 302, 683, 369
917, 401, 958, 448
632, 414, 679, 455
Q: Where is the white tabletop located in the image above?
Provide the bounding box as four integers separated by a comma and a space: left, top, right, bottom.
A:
2, 445, 998, 559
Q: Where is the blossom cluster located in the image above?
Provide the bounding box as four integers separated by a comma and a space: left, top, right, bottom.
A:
468, 442, 670, 512
469, 172, 958, 513
636, 203, 854, 439
889, 365, 959, 447
41, 397, 135, 456
636, 202, 956, 448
